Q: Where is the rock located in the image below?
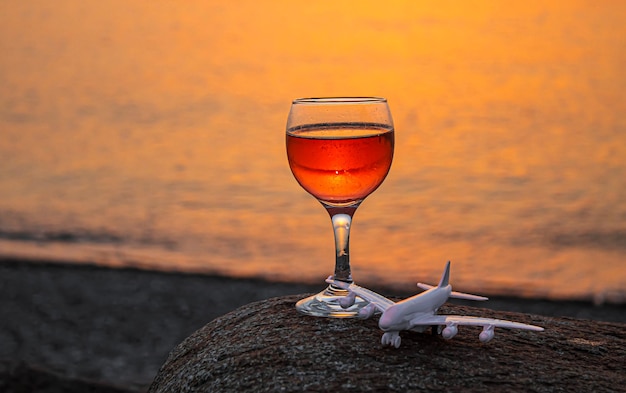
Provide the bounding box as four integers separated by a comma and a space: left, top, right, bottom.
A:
149, 295, 626, 392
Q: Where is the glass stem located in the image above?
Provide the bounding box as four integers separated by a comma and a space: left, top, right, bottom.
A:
325, 205, 359, 283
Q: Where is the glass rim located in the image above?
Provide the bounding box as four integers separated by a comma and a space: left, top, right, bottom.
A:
292, 97, 388, 105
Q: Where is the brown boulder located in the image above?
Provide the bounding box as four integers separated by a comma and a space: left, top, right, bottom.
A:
150, 294, 625, 392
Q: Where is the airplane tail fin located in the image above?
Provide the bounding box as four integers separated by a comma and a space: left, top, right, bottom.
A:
418, 261, 488, 301
438, 261, 451, 287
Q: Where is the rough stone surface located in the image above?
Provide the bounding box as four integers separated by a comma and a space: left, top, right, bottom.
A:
149, 294, 626, 392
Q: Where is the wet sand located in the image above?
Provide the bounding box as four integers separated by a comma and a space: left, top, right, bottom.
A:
1, 259, 624, 390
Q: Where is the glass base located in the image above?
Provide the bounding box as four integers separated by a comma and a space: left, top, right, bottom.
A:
295, 284, 370, 318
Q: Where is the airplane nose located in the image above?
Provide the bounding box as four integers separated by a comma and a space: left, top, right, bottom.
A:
378, 313, 392, 331
378, 306, 399, 331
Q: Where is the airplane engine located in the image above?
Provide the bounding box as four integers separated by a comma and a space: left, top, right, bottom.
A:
441, 325, 458, 339
339, 292, 356, 309
479, 327, 495, 343
358, 303, 377, 319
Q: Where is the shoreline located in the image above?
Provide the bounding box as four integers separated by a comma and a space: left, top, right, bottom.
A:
1, 258, 625, 389
3, 257, 624, 320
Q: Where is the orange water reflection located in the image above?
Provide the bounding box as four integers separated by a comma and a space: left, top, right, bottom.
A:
0, 1, 625, 301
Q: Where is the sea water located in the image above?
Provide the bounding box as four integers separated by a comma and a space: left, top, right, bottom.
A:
1, 1, 625, 303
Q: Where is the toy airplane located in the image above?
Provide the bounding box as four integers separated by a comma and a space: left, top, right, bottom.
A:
325, 261, 544, 348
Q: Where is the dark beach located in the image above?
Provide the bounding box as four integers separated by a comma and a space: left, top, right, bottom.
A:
1, 258, 624, 392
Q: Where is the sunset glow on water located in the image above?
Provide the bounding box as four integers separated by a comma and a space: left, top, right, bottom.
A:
1, 1, 625, 303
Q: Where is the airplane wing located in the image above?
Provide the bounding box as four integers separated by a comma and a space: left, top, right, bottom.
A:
410, 314, 544, 331
325, 276, 395, 313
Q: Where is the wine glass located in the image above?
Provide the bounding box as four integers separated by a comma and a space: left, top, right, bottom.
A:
286, 97, 394, 317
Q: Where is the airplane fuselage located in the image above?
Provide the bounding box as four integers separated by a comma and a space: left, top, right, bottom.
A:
378, 285, 452, 332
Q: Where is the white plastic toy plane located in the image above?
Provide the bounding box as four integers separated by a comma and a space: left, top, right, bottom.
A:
325, 261, 544, 348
